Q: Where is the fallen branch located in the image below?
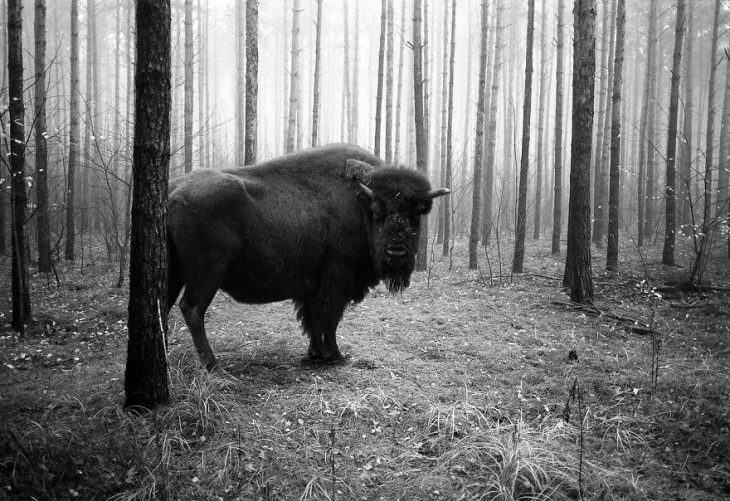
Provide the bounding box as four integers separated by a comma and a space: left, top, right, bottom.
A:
552, 301, 658, 336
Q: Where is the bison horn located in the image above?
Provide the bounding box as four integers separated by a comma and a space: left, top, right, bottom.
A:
426, 188, 450, 199
358, 182, 375, 200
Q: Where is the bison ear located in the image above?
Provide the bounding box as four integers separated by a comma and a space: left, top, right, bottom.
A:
345, 159, 375, 183
425, 188, 450, 200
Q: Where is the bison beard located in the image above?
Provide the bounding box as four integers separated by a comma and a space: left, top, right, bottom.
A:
167, 144, 449, 369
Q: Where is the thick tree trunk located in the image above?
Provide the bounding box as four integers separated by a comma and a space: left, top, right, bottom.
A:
564, 0, 596, 304
124, 0, 172, 411
512, 0, 535, 274
244, 0, 258, 164
551, 0, 565, 254
606, 0, 625, 271
413, 0, 428, 271
311, 0, 322, 147
662, 0, 685, 266
35, 0, 51, 273
8, 0, 31, 331
468, 0, 489, 270
442, 0, 456, 258
374, 0, 386, 157
184, 0, 193, 173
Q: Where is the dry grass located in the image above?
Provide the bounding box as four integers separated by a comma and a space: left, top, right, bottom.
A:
1, 239, 729, 499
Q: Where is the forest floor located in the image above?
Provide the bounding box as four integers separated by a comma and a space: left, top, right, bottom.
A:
0, 237, 729, 500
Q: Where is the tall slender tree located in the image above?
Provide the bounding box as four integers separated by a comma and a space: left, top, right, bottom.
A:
374, 0, 386, 157
235, 0, 244, 165
244, 0, 258, 164
393, 0, 406, 163
719, 54, 730, 259
342, 0, 352, 143
606, 0, 625, 271
124, 0, 172, 410
184, 0, 193, 173
8, 0, 30, 331
662, 0, 685, 266
413, 0, 428, 271
66, 0, 79, 260
35, 0, 51, 272
385, 0, 394, 161
442, 0, 456, 257
437, 0, 450, 244
468, 0, 489, 270
564, 0, 596, 304
533, 0, 548, 241
311, 0, 322, 147
512, 0, 536, 273
286, 0, 301, 153
591, 0, 610, 243
678, 0, 693, 231
552, 0, 566, 254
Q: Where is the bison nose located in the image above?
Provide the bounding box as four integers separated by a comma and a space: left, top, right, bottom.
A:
386, 244, 408, 257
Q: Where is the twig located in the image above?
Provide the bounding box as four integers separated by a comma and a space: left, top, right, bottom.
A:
552, 301, 658, 336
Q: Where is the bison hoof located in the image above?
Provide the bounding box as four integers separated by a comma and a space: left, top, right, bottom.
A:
204, 359, 220, 372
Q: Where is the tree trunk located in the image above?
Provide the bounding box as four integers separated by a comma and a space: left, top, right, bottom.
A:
564, 0, 596, 304
442, 0, 456, 257
482, 0, 504, 247
311, 0, 322, 147
591, 0, 610, 244
245, 0, 258, 164
533, 0, 548, 241
385, 0, 394, 161
184, 0, 193, 173
594, 0, 617, 245
606, 0, 625, 271
468, 0, 489, 270
34, 0, 51, 273
551, 0, 565, 254
678, 0, 693, 233
0, 0, 5, 256
197, 0, 206, 169
352, 4, 359, 143
512, 0, 535, 274
342, 0, 352, 143
413, 0, 428, 271
124, 0, 172, 411
636, 0, 657, 248
393, 0, 406, 163
719, 52, 730, 259
662, 0, 685, 266
691, 0, 721, 286
235, 0, 244, 165
374, 0, 386, 157
8, 0, 30, 331
65, 0, 78, 260
437, 0, 449, 244
286, 0, 301, 153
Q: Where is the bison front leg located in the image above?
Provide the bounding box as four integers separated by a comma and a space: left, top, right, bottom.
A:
179, 288, 219, 371
299, 297, 347, 364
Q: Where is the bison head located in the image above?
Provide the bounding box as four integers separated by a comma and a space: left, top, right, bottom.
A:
350, 160, 449, 293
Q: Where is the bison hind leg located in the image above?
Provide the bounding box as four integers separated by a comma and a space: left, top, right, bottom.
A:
179, 284, 220, 371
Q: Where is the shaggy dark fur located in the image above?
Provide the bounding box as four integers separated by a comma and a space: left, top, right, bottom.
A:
167, 144, 448, 369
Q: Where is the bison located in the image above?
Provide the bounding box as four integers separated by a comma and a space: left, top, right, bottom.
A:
167, 144, 449, 370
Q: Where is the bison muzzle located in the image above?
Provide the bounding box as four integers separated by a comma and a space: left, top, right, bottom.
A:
167, 144, 449, 370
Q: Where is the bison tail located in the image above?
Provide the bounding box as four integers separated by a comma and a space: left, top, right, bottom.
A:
167, 232, 184, 312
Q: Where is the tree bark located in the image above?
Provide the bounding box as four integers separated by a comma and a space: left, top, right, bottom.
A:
551, 0, 565, 254
606, 0, 625, 271
385, 0, 394, 161
442, 0, 456, 258
245, 0, 258, 164
591, 0, 610, 244
533, 0, 548, 241
482, 0, 504, 247
393, 0, 406, 163
342, 0, 352, 143
124, 0, 171, 411
678, 0, 693, 232
512, 0, 535, 274
374, 0, 386, 157
564, 0, 596, 304
719, 47, 730, 259
413, 0, 428, 271
468, 0, 489, 270
184, 0, 193, 173
8, 0, 31, 331
662, 0, 685, 266
235, 0, 244, 165
34, 0, 51, 273
636, 0, 657, 248
437, 0, 449, 244
311, 0, 322, 147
